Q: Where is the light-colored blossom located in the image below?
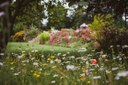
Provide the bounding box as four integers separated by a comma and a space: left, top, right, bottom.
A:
115, 71, 128, 80
10, 67, 14, 70
57, 53, 61, 56
33, 62, 39, 66
78, 48, 87, 52
116, 71, 128, 77
51, 80, 56, 83
122, 45, 128, 48
18, 55, 23, 59
53, 74, 58, 77
62, 54, 66, 56
0, 53, 4, 56
14, 72, 21, 76
0, 62, 3, 66
112, 67, 119, 71
68, 56, 75, 59
50, 60, 54, 64
55, 59, 61, 63
22, 60, 29, 63
66, 65, 78, 71
93, 76, 101, 79
31, 57, 35, 60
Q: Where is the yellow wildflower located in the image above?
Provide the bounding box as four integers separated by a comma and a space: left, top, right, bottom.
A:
80, 76, 86, 81
33, 73, 40, 78
43, 72, 48, 75
38, 72, 41, 75
82, 69, 86, 73
21, 53, 25, 57
87, 81, 91, 84
33, 72, 41, 78
52, 65, 57, 68
85, 65, 89, 69
42, 63, 47, 67
10, 62, 14, 65
47, 58, 51, 61
35, 74, 40, 78
51, 56, 55, 59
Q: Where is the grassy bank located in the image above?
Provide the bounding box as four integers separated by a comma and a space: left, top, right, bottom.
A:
6, 42, 82, 57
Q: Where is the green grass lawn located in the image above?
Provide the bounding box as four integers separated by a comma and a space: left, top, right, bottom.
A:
6, 42, 81, 56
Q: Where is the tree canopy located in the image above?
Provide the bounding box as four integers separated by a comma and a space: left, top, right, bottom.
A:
67, 0, 128, 19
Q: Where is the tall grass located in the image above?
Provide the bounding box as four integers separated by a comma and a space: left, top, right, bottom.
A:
1, 44, 128, 85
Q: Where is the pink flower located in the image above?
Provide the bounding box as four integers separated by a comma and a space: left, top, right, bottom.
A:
49, 38, 53, 43
90, 59, 97, 64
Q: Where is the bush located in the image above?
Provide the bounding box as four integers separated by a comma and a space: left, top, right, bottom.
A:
13, 31, 25, 42
24, 26, 40, 41
115, 29, 128, 55
88, 14, 115, 41
88, 14, 128, 56
49, 29, 75, 45
38, 31, 50, 44
74, 29, 94, 43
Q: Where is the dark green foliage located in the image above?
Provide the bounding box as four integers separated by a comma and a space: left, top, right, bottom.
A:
13, 22, 25, 33
88, 14, 115, 42
96, 25, 128, 55
24, 26, 40, 41
46, 3, 67, 29
89, 14, 128, 56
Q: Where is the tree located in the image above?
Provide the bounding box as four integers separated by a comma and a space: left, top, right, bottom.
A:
88, 0, 128, 18
14, 0, 45, 30
0, 0, 44, 54
9, 0, 44, 34
46, 1, 67, 30
0, 0, 10, 54
67, 5, 88, 28
67, 0, 128, 20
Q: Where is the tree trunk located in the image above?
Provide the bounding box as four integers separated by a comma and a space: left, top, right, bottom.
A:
0, 1, 10, 57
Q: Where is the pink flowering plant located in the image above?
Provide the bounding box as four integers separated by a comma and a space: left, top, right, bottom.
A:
48, 28, 95, 47
49, 29, 75, 46
74, 28, 94, 43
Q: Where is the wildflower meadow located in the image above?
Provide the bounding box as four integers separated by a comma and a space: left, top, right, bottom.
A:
0, 27, 128, 85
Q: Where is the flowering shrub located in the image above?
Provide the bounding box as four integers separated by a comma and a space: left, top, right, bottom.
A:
24, 27, 40, 41
13, 31, 25, 42
75, 28, 94, 43
49, 29, 75, 45
49, 28, 95, 47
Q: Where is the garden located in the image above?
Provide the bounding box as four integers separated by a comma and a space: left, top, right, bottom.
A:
0, 0, 128, 85
0, 14, 128, 85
